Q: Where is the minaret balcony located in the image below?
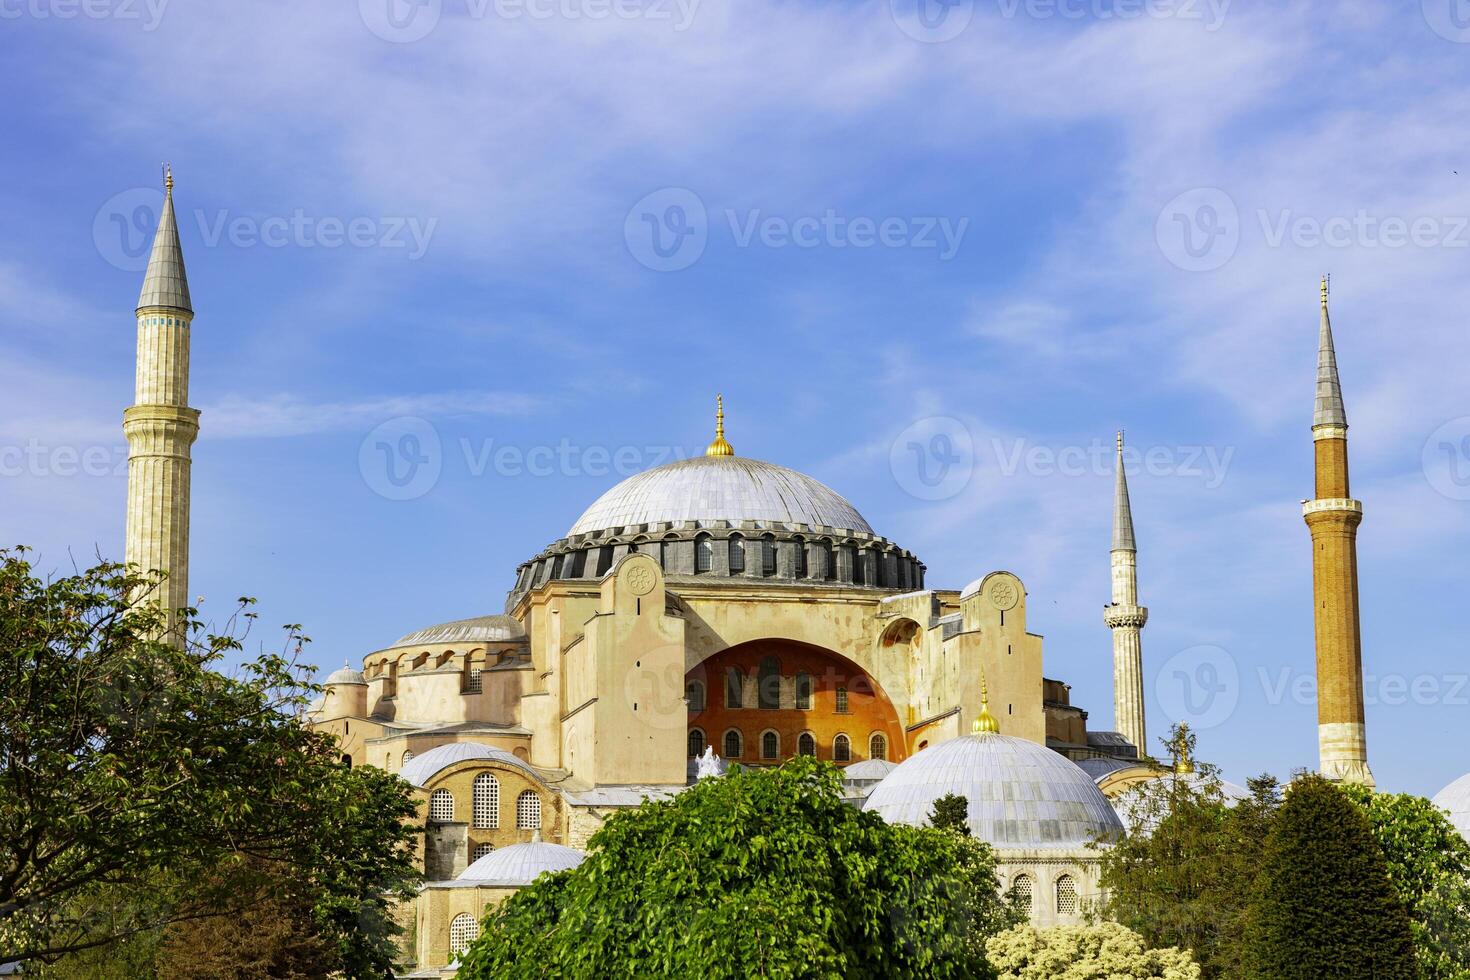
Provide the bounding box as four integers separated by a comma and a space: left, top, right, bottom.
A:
1103, 604, 1148, 629
1301, 497, 1362, 518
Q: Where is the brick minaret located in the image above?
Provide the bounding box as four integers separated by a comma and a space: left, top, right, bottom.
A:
1104, 430, 1148, 755
1303, 277, 1373, 786
124, 166, 199, 643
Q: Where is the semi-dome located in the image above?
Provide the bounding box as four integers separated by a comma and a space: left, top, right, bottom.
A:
568, 455, 873, 537
392, 614, 526, 648
864, 732, 1123, 850
458, 839, 585, 885
398, 742, 535, 788
1433, 772, 1470, 842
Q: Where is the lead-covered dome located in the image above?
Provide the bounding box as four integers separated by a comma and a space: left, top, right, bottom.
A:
1433, 772, 1470, 843
568, 455, 872, 536
864, 732, 1123, 850
458, 840, 586, 885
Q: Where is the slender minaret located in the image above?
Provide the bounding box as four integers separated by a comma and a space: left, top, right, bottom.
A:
1104, 430, 1148, 754
1303, 277, 1373, 787
124, 166, 200, 642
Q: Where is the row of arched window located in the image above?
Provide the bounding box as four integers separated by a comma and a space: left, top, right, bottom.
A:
428, 783, 542, 830
1007, 873, 1078, 917
689, 728, 887, 762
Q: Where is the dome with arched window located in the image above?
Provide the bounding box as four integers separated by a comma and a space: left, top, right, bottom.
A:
864, 731, 1123, 850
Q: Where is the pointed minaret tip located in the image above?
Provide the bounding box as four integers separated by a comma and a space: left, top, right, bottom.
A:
1112, 430, 1136, 552
136, 165, 192, 315
1313, 275, 1347, 430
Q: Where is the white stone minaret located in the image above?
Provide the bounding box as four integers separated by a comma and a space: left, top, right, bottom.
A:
124, 166, 199, 642
1104, 431, 1148, 755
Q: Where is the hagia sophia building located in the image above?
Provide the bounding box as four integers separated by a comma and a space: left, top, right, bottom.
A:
117, 172, 1470, 975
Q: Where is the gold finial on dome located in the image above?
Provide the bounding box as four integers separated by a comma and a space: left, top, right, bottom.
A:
973, 674, 1001, 735
1320, 274, 1329, 309
705, 393, 734, 457
164, 162, 174, 192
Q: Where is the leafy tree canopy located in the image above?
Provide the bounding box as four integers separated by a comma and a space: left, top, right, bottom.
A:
930, 794, 971, 836
457, 756, 1019, 979
1342, 784, 1470, 980
984, 922, 1201, 980
1242, 774, 1416, 980
0, 550, 421, 975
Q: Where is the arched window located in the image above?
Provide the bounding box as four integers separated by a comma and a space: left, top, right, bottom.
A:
1012, 874, 1034, 914
596, 545, 613, 576
723, 729, 743, 758
820, 540, 835, 580
429, 788, 455, 823
761, 730, 779, 760
695, 534, 713, 573
516, 790, 541, 830
341, 753, 353, 768
725, 667, 744, 709
449, 912, 479, 957
761, 535, 777, 575
795, 672, 813, 710
833, 734, 851, 762
851, 547, 866, 585
402, 750, 415, 766
728, 535, 745, 573
797, 732, 816, 756
465, 665, 483, 694
686, 680, 706, 712
1055, 874, 1078, 916
793, 538, 807, 577
869, 733, 887, 761
688, 728, 706, 757
757, 655, 780, 709
835, 686, 849, 714
472, 842, 494, 861
473, 774, 500, 829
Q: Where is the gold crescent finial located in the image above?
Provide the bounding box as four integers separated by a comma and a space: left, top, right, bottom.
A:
705, 393, 734, 456
973, 673, 1001, 735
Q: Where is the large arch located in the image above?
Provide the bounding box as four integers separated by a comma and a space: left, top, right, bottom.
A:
685, 639, 907, 767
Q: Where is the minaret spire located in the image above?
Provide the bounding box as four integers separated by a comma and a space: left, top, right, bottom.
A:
125, 167, 200, 644
1304, 278, 1373, 786
1105, 430, 1148, 755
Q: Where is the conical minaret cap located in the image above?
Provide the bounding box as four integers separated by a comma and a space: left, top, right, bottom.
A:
136, 166, 193, 314
1313, 277, 1346, 429
1112, 430, 1136, 552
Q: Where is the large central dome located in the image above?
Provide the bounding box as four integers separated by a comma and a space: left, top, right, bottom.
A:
568, 455, 873, 537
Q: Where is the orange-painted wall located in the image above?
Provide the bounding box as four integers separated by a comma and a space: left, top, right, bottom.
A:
686, 640, 906, 767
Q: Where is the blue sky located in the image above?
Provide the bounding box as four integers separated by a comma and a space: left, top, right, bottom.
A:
3, 0, 1468, 798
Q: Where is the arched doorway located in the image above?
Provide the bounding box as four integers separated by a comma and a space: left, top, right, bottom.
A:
685, 639, 906, 767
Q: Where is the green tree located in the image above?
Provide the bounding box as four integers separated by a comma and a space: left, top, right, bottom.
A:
931, 793, 971, 836
1099, 726, 1279, 979
1242, 774, 1416, 980
0, 550, 421, 975
985, 922, 1200, 980
457, 756, 1015, 979
1342, 784, 1470, 980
